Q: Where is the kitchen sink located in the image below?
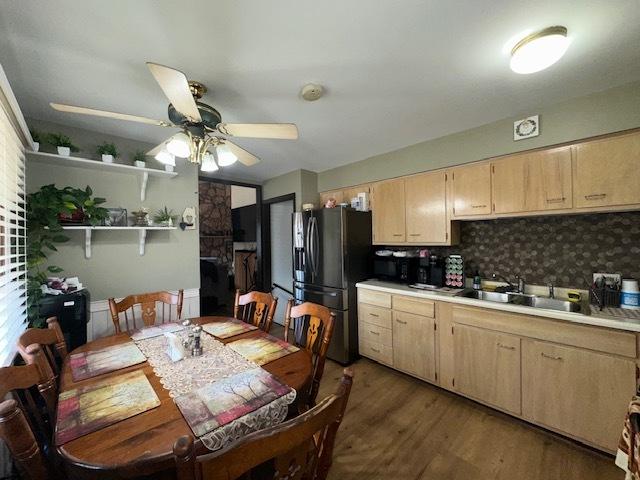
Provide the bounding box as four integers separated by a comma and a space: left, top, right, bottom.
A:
460, 290, 582, 313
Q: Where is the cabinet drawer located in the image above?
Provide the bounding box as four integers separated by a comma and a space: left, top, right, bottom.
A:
359, 322, 392, 347
392, 295, 435, 318
360, 339, 393, 365
358, 289, 392, 308
358, 303, 392, 328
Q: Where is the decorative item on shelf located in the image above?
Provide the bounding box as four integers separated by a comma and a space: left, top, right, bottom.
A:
103, 207, 128, 226
96, 142, 119, 163
131, 208, 150, 226
324, 197, 337, 209
302, 203, 314, 211
26, 184, 108, 324
153, 206, 174, 227
179, 206, 196, 230
29, 128, 41, 152
132, 150, 147, 168
47, 133, 80, 156
357, 191, 370, 211
445, 255, 465, 288
513, 115, 540, 141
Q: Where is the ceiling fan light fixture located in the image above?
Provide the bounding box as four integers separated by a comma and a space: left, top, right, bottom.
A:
200, 152, 219, 172
216, 145, 238, 166
155, 150, 175, 166
510, 26, 569, 74
166, 133, 191, 158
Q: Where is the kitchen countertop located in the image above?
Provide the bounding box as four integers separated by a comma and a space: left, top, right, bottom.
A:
356, 279, 640, 333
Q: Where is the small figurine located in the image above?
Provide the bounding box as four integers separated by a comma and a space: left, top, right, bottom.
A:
324, 197, 337, 209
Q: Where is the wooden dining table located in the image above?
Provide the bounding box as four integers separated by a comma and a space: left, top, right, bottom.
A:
57, 316, 313, 479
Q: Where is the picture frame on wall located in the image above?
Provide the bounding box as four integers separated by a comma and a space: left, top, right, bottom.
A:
513, 115, 540, 141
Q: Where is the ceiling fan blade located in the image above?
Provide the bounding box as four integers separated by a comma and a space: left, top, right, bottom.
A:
146, 62, 202, 122
216, 123, 298, 140
50, 103, 173, 127
222, 140, 261, 166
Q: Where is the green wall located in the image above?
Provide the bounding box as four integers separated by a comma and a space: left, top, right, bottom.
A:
317, 80, 640, 191
26, 119, 200, 300
262, 168, 318, 210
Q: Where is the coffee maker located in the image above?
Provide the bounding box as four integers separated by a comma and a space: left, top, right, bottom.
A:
416, 255, 445, 287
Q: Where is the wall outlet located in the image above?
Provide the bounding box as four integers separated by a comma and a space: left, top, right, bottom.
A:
592, 272, 621, 287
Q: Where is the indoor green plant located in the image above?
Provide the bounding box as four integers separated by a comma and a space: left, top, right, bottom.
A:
29, 128, 41, 152
47, 133, 80, 156
132, 150, 147, 168
153, 206, 174, 227
96, 142, 119, 163
26, 184, 108, 325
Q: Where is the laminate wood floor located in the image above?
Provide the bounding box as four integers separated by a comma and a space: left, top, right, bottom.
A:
318, 358, 623, 480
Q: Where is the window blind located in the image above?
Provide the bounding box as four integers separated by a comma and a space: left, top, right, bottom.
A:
0, 99, 27, 366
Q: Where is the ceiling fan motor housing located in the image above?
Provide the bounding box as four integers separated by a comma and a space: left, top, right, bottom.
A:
168, 101, 222, 132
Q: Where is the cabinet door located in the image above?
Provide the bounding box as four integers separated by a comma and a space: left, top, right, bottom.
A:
451, 164, 492, 216
372, 179, 405, 243
492, 147, 572, 213
453, 324, 521, 414
574, 133, 640, 209
405, 171, 447, 243
392, 311, 436, 381
319, 190, 344, 206
522, 339, 636, 451
342, 184, 370, 203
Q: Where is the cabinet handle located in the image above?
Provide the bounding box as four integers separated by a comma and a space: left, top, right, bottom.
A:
584, 193, 607, 200
541, 352, 563, 361
497, 343, 516, 351
369, 330, 380, 335
371, 347, 380, 353
395, 319, 408, 325
393, 233, 403, 237
471, 204, 487, 209
546, 197, 566, 203
369, 313, 379, 318
409, 233, 421, 237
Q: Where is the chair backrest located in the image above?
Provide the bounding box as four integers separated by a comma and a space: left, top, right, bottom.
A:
18, 317, 68, 376
108, 290, 184, 333
233, 289, 278, 333
284, 300, 336, 406
0, 345, 58, 480
173, 368, 354, 480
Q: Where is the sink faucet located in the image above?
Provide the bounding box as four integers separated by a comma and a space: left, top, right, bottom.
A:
548, 283, 555, 299
517, 275, 525, 294
491, 273, 525, 293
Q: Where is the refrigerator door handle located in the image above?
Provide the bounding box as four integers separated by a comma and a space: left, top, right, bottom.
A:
296, 286, 338, 297
305, 217, 315, 278
312, 216, 320, 277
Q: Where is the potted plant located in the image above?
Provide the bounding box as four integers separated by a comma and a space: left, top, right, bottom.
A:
30, 128, 41, 152
132, 150, 147, 168
153, 206, 174, 227
47, 133, 79, 156
26, 184, 108, 325
96, 142, 119, 163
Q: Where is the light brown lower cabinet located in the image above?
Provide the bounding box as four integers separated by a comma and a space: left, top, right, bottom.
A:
521, 339, 636, 451
452, 324, 521, 414
392, 311, 436, 382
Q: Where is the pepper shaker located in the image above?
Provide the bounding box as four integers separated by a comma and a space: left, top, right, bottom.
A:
191, 325, 203, 356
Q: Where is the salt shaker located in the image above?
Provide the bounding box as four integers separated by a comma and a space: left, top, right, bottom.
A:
191, 325, 203, 356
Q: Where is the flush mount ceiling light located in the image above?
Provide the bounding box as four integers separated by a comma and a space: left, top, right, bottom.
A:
510, 26, 569, 74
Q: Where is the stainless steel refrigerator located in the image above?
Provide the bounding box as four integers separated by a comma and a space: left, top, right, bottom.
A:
293, 208, 372, 364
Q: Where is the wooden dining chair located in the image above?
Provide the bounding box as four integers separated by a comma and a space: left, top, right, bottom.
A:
108, 289, 184, 333
173, 368, 354, 480
233, 289, 278, 333
18, 317, 68, 377
0, 345, 59, 479
284, 301, 336, 408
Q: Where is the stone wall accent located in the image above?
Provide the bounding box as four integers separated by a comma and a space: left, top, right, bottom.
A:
199, 181, 232, 265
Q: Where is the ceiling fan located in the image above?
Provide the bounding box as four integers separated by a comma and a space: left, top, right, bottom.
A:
50, 62, 298, 172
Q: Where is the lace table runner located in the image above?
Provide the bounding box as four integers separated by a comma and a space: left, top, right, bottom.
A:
134, 330, 296, 450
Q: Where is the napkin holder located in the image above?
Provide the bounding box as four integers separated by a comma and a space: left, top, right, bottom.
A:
165, 332, 186, 362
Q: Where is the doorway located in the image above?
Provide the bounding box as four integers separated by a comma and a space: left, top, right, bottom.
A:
261, 194, 295, 326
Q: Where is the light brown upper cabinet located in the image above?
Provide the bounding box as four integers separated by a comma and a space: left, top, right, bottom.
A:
372, 178, 405, 243
574, 132, 640, 209
319, 190, 344, 206
492, 147, 572, 214
405, 171, 448, 244
451, 163, 492, 217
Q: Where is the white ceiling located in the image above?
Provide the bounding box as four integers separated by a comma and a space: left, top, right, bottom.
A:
1, 0, 639, 182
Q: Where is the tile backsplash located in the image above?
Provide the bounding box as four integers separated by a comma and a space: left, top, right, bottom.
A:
421, 212, 640, 289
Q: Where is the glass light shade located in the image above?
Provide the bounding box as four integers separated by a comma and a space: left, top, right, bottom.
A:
510, 27, 569, 74
200, 152, 219, 172
216, 145, 238, 166
155, 150, 175, 166
166, 133, 191, 158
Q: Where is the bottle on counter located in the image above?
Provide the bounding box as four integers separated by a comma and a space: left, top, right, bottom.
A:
621, 279, 640, 309
473, 271, 482, 291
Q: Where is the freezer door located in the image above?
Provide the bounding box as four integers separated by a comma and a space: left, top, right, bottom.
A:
293, 282, 346, 311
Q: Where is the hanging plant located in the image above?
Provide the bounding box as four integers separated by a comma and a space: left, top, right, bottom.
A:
26, 184, 108, 325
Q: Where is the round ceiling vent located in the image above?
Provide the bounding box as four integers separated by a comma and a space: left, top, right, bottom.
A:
300, 83, 324, 101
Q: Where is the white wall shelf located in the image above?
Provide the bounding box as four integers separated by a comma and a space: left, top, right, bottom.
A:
27, 151, 177, 201
62, 226, 176, 258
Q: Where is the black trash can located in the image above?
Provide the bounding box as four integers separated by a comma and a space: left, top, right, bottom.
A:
38, 290, 90, 351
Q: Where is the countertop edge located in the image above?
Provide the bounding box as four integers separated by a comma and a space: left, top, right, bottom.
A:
355, 280, 640, 333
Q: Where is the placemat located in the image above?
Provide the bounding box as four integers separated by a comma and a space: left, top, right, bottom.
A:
70, 342, 146, 382
227, 334, 299, 365
175, 367, 293, 437
130, 322, 185, 341
55, 370, 160, 445
202, 319, 258, 339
